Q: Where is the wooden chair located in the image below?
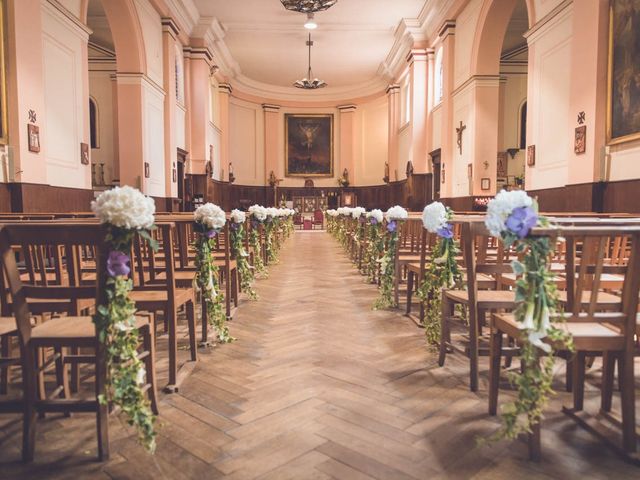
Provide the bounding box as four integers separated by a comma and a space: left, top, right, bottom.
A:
489, 226, 640, 461
312, 209, 324, 230
129, 223, 196, 393
0, 223, 158, 461
439, 220, 516, 392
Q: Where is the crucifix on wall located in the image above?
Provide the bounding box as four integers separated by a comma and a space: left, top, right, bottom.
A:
456, 121, 466, 154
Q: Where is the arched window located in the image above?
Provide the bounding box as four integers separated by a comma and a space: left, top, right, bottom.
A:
89, 98, 98, 149
519, 101, 527, 149
434, 46, 444, 104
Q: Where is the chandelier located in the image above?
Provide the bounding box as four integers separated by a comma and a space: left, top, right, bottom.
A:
280, 0, 337, 13
294, 33, 327, 89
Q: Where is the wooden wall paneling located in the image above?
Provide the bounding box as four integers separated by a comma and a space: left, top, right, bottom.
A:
8, 183, 95, 213
0, 183, 11, 212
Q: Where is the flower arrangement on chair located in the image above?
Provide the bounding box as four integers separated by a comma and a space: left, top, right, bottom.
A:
91, 186, 158, 453
364, 209, 384, 284
230, 209, 258, 301
248, 204, 268, 277
193, 203, 234, 343
418, 201, 464, 345
484, 190, 572, 441
373, 205, 408, 310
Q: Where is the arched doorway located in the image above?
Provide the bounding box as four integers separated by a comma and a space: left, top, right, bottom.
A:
467, 0, 533, 195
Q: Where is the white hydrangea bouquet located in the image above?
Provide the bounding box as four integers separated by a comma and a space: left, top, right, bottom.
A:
91, 186, 157, 453
193, 203, 233, 343
363, 209, 384, 282
484, 190, 571, 441
229, 209, 257, 301
373, 205, 408, 310
418, 201, 464, 344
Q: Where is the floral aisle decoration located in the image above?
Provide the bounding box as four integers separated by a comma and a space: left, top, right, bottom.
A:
91, 186, 157, 453
373, 205, 408, 310
335, 207, 351, 247
484, 190, 572, 441
364, 209, 384, 283
193, 203, 234, 343
418, 202, 464, 345
230, 209, 258, 301
248, 204, 268, 277
352, 207, 367, 265
264, 208, 279, 264
326, 209, 338, 234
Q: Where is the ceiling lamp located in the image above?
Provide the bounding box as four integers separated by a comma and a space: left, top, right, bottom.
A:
280, 0, 337, 13
294, 33, 327, 89
304, 13, 317, 30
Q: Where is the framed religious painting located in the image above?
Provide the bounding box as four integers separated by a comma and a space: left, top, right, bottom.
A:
285, 114, 333, 177
607, 0, 640, 145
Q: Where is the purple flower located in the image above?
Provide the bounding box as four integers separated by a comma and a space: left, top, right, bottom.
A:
370, 218, 378, 226
107, 251, 130, 277
437, 224, 453, 239
387, 221, 397, 233
206, 229, 218, 239
230, 223, 240, 231
251, 219, 260, 229
505, 206, 538, 239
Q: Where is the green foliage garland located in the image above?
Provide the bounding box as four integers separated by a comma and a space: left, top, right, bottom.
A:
491, 232, 573, 440
365, 222, 384, 283
194, 224, 234, 343
250, 225, 267, 278
93, 225, 157, 453
265, 220, 278, 264
373, 224, 399, 310
230, 223, 258, 300
417, 236, 464, 345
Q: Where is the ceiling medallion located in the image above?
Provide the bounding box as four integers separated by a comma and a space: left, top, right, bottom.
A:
280, 0, 338, 14
294, 33, 327, 90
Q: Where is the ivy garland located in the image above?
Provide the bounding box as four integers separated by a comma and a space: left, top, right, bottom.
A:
373, 221, 400, 310
230, 221, 258, 300
481, 192, 573, 441
93, 225, 157, 453
249, 222, 268, 278
417, 218, 464, 345
264, 219, 278, 264
365, 220, 384, 284
193, 223, 234, 343
492, 232, 573, 440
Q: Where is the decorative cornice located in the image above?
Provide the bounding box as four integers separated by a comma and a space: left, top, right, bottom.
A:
438, 20, 456, 38
451, 75, 502, 98
386, 83, 401, 94
262, 104, 281, 113
183, 46, 214, 63
219, 83, 233, 94
161, 17, 180, 38
338, 104, 357, 113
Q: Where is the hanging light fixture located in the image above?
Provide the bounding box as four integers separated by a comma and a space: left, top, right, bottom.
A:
304, 13, 317, 30
280, 0, 337, 13
294, 33, 327, 89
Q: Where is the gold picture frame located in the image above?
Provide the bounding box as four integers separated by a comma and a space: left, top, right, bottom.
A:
285, 114, 334, 178
0, 0, 8, 145
606, 0, 640, 145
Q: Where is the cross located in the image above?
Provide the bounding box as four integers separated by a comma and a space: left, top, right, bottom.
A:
456, 121, 466, 155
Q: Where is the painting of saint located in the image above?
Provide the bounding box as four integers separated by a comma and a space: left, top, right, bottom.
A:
608, 0, 640, 144
285, 114, 333, 177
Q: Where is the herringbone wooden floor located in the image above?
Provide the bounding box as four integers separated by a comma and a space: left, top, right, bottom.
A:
1, 231, 639, 479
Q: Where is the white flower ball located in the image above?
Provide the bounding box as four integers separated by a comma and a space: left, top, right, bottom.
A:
91, 186, 156, 229
248, 204, 267, 222
352, 207, 366, 219
230, 209, 246, 224
194, 203, 226, 230
484, 190, 533, 237
422, 201, 448, 233
385, 205, 408, 221
367, 209, 384, 223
